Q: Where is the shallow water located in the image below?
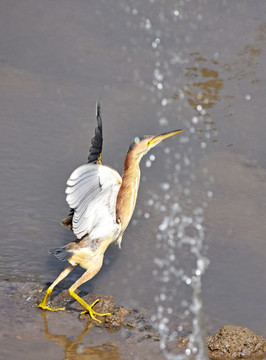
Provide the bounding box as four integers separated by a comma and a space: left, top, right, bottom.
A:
1, 0, 266, 359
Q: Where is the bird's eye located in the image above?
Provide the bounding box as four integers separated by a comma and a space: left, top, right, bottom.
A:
134, 137, 140, 144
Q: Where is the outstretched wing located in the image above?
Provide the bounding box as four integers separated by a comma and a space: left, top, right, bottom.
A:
87, 102, 103, 165
65, 164, 122, 240
61, 102, 103, 228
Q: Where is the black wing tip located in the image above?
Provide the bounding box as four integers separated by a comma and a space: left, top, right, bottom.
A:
96, 101, 102, 129
96, 101, 101, 114
88, 101, 103, 164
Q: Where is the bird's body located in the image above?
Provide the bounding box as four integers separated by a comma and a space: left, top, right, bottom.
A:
38, 103, 183, 322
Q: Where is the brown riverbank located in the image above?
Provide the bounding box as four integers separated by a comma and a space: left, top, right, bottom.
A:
1, 280, 265, 360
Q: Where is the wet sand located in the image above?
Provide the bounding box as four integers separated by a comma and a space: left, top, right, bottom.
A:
1, 281, 265, 359
0, 281, 172, 360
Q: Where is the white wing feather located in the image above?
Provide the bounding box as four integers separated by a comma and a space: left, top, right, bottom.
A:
65, 164, 122, 240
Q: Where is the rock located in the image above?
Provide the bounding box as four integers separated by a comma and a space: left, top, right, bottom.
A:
104, 307, 132, 332
176, 336, 189, 350
32, 284, 266, 359
207, 325, 266, 358
37, 285, 136, 332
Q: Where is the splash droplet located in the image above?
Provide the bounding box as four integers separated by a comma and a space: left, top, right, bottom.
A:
197, 105, 202, 112
159, 117, 169, 126
145, 18, 151, 30
161, 182, 170, 191
146, 159, 152, 167
161, 98, 168, 106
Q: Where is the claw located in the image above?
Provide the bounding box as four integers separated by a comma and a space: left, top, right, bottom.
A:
38, 287, 65, 311
78, 298, 111, 323
38, 303, 65, 311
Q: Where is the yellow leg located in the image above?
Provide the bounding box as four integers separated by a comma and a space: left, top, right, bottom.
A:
38, 264, 75, 311
69, 288, 111, 323
68, 257, 111, 323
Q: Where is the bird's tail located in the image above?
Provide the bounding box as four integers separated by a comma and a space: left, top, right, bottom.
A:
87, 101, 103, 164
49, 246, 73, 261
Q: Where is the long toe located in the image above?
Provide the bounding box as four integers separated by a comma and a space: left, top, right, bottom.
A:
80, 308, 111, 322
38, 304, 65, 311
90, 309, 112, 322
79, 299, 111, 323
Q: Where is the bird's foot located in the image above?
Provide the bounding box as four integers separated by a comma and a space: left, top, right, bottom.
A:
80, 299, 111, 323
38, 303, 65, 311
37, 287, 66, 311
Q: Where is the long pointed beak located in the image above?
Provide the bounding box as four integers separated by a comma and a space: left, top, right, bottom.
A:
148, 129, 183, 146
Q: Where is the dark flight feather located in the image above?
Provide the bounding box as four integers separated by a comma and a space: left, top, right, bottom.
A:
87, 102, 103, 165
61, 102, 103, 229
49, 246, 73, 261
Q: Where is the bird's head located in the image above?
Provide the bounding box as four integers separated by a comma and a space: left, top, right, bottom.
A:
127, 129, 183, 161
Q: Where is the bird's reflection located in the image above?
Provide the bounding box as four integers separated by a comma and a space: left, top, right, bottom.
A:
41, 312, 122, 360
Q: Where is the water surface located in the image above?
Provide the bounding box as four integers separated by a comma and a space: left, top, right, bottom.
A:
1, 1, 266, 359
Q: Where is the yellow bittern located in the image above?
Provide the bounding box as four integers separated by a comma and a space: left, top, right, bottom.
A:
38, 103, 183, 322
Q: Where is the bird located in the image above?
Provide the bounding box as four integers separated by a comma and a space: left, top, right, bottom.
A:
38, 103, 183, 322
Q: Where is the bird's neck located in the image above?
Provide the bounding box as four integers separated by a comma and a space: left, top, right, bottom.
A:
116, 152, 141, 233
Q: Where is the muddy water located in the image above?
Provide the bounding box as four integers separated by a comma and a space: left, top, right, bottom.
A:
1, 1, 266, 359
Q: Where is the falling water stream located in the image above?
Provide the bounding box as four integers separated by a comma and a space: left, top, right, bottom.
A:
119, 1, 217, 358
